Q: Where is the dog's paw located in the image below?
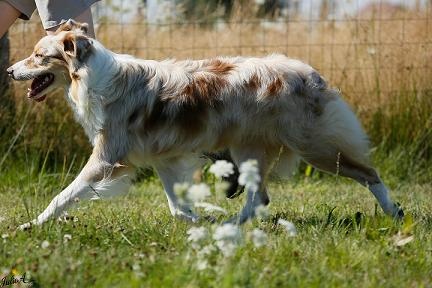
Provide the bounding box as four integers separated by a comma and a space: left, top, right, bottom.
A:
18, 218, 41, 231
18, 222, 33, 231
393, 203, 404, 221
174, 209, 200, 223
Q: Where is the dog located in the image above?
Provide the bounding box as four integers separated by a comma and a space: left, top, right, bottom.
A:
7, 20, 404, 229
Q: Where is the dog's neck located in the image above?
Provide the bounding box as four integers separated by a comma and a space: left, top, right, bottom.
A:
65, 42, 158, 146
65, 44, 116, 144
66, 78, 105, 145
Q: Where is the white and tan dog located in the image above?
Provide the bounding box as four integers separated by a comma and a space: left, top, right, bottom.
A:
7, 20, 403, 229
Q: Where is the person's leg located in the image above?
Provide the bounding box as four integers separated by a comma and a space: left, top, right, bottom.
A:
45, 7, 96, 38
0, 1, 21, 38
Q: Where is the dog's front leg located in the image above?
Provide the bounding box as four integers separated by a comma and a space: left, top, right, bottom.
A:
19, 139, 133, 230
155, 157, 204, 222
19, 156, 110, 229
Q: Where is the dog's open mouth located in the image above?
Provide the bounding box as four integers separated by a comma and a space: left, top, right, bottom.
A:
27, 73, 55, 102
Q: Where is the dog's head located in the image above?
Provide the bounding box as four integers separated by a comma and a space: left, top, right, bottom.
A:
7, 19, 93, 102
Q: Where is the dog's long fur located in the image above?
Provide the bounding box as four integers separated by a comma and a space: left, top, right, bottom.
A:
7, 20, 403, 228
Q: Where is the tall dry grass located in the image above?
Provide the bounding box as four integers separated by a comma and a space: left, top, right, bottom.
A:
2, 6, 431, 181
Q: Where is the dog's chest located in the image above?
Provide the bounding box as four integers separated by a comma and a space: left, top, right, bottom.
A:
67, 89, 105, 144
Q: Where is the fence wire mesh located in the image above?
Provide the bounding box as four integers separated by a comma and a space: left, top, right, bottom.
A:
7, 0, 432, 111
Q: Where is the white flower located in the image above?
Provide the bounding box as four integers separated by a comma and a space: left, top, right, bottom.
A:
41, 240, 50, 249
213, 224, 242, 257
238, 159, 261, 192
209, 160, 234, 178
63, 234, 72, 243
196, 259, 209, 270
277, 219, 297, 236
187, 227, 208, 244
196, 245, 215, 270
187, 183, 211, 203
174, 182, 189, 196
213, 223, 241, 242
194, 202, 227, 214
135, 252, 146, 259
255, 205, 269, 220
1, 233, 8, 239
215, 241, 238, 257
132, 263, 141, 271
198, 244, 216, 256
132, 263, 144, 278
248, 228, 267, 248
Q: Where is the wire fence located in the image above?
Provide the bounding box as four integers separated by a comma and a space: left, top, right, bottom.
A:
7, 1, 432, 110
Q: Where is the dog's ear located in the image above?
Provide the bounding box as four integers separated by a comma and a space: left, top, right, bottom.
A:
56, 19, 89, 35
62, 33, 92, 61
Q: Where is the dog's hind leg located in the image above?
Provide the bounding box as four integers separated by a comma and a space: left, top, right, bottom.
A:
154, 155, 205, 223
225, 146, 274, 224
303, 152, 403, 219
297, 97, 403, 218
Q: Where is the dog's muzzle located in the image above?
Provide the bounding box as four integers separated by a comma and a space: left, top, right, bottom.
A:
6, 67, 15, 79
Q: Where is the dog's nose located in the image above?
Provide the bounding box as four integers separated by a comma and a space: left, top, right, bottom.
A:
6, 67, 14, 77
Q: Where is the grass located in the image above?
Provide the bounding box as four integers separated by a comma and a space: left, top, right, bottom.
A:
0, 166, 431, 287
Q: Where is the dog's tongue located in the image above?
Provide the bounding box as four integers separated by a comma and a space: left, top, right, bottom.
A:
27, 74, 53, 102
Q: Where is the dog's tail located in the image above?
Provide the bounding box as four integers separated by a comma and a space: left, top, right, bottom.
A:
314, 88, 371, 166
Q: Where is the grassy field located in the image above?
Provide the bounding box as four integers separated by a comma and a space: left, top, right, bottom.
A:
0, 166, 431, 287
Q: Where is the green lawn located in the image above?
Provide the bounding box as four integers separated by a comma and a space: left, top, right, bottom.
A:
0, 170, 431, 287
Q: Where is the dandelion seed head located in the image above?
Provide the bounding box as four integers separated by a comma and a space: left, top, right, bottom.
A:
213, 223, 242, 257
41, 240, 50, 249
215, 240, 238, 257
63, 234, 72, 243
209, 160, 235, 178
239, 159, 259, 175
277, 219, 297, 236
196, 259, 208, 270
196, 245, 215, 270
132, 263, 141, 271
238, 159, 261, 192
249, 228, 268, 248
187, 226, 208, 244
198, 244, 216, 256
213, 223, 242, 242
187, 183, 211, 203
